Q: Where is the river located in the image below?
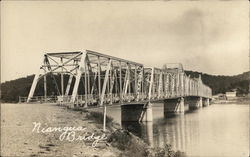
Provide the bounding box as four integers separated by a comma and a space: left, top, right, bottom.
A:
1, 103, 249, 157
94, 103, 249, 157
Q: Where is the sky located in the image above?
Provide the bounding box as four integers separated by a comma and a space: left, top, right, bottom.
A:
1, 1, 249, 82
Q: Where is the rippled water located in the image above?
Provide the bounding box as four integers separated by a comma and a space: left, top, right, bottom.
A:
102, 103, 249, 157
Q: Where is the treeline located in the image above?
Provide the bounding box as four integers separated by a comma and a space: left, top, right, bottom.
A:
1, 75, 73, 103
185, 70, 249, 95
1, 71, 249, 103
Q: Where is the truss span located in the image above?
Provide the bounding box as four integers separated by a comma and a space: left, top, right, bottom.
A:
24, 50, 212, 107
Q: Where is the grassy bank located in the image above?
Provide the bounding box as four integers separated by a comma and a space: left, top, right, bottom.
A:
78, 108, 187, 157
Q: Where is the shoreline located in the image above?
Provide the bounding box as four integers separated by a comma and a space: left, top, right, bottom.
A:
1, 103, 186, 157
212, 97, 250, 105
69, 106, 187, 157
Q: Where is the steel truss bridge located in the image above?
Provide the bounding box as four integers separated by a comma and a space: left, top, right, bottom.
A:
22, 50, 212, 108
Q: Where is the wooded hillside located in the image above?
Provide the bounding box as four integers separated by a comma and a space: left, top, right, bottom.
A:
1, 71, 249, 103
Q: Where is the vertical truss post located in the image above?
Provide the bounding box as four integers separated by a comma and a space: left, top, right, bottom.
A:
171, 74, 175, 97
148, 68, 154, 101
166, 74, 170, 98
157, 72, 163, 99
188, 76, 190, 96
188, 78, 191, 96
193, 81, 195, 96
181, 72, 185, 96
141, 67, 144, 99
128, 64, 131, 102
176, 73, 179, 97
192, 80, 194, 95
70, 51, 87, 105
190, 80, 191, 96
152, 73, 155, 99
167, 74, 170, 97
162, 73, 165, 98
87, 63, 91, 100
60, 57, 64, 96
134, 66, 137, 98
43, 70, 47, 101
195, 82, 199, 96
186, 76, 188, 96
98, 57, 101, 99
136, 66, 143, 101
194, 81, 195, 96
115, 70, 118, 98
119, 61, 122, 102
183, 74, 186, 96
164, 74, 167, 97
194, 81, 196, 96
194, 82, 196, 96
176, 74, 178, 97
84, 62, 88, 107
109, 63, 113, 104
107, 66, 110, 103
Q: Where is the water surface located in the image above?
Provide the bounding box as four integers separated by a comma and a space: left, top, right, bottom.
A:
100, 103, 249, 157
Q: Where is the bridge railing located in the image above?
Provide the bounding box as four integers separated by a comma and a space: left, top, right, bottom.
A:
19, 96, 57, 103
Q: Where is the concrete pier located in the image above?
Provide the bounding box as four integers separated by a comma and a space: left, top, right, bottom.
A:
199, 97, 203, 108
203, 98, 210, 107
187, 97, 203, 110
121, 103, 153, 122
164, 97, 188, 116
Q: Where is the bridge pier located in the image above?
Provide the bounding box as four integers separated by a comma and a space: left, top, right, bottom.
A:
187, 96, 203, 110
164, 97, 188, 116
199, 97, 203, 107
203, 98, 210, 107
121, 103, 153, 122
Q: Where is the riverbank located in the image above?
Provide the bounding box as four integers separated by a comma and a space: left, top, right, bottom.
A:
1, 103, 186, 157
76, 108, 187, 157
212, 97, 250, 104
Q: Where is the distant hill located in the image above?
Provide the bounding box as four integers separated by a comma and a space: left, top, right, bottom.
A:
185, 71, 249, 95
1, 71, 249, 103
1, 74, 70, 103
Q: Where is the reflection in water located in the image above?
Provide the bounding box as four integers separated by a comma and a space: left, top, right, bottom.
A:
107, 104, 249, 157
152, 115, 190, 151
121, 115, 193, 151
122, 121, 154, 147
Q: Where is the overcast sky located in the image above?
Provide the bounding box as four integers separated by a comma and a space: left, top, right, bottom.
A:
1, 1, 249, 82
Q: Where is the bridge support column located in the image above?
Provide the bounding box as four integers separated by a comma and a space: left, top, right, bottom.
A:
203, 98, 210, 107
187, 96, 202, 110
121, 103, 153, 122
199, 97, 203, 107
164, 97, 187, 117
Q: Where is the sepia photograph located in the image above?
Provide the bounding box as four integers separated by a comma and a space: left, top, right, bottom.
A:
1, 1, 249, 157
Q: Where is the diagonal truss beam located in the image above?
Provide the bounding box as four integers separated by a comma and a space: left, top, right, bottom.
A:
70, 51, 87, 104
